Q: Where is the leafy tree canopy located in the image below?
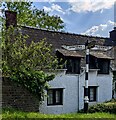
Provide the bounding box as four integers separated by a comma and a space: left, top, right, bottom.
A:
1, 1, 64, 101
2, 25, 59, 101
1, 1, 65, 31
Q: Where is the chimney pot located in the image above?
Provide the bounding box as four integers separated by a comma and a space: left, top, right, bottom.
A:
5, 10, 17, 28
114, 27, 116, 30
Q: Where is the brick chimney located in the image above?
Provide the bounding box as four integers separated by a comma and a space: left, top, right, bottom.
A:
109, 27, 116, 42
5, 10, 17, 28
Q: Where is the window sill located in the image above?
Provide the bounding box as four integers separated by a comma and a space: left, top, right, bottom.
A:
89, 69, 100, 71
47, 104, 63, 106
89, 101, 97, 102
66, 73, 80, 76
97, 73, 110, 75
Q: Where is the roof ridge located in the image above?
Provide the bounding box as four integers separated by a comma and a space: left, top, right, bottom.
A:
21, 25, 109, 39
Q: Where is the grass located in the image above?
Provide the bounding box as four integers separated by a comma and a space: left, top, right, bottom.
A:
1, 107, 116, 119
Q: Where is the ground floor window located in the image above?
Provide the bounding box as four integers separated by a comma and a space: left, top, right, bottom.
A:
88, 86, 97, 102
47, 88, 63, 105
84, 86, 97, 102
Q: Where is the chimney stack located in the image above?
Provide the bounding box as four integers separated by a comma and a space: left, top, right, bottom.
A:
5, 10, 17, 28
110, 2, 116, 42
109, 27, 116, 42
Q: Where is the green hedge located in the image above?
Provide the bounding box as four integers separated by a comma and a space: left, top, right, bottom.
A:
104, 98, 116, 103
88, 103, 116, 114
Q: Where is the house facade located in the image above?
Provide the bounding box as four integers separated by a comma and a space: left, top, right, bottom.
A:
5, 11, 116, 114
39, 45, 113, 114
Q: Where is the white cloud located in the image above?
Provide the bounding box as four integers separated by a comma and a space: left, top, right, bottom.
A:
26, 0, 116, 3
68, 0, 115, 13
43, 6, 52, 13
82, 20, 115, 37
43, 3, 65, 14
32, 0, 115, 13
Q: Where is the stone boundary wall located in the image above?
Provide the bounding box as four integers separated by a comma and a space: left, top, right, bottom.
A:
2, 77, 39, 112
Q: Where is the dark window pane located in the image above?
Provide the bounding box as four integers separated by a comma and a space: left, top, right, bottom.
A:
98, 59, 110, 74
56, 90, 61, 103
89, 55, 97, 69
47, 89, 63, 105
84, 86, 97, 102
89, 87, 96, 101
66, 58, 80, 74
66, 59, 73, 73
47, 90, 53, 104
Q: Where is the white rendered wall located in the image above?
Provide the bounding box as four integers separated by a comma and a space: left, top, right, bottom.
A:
39, 70, 113, 114
39, 71, 79, 114
79, 70, 113, 110
97, 73, 112, 102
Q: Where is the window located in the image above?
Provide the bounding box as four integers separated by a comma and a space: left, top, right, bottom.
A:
89, 87, 97, 102
47, 89, 63, 105
89, 55, 98, 69
98, 59, 110, 74
84, 86, 97, 102
66, 58, 80, 74
89, 55, 110, 74
56, 51, 81, 74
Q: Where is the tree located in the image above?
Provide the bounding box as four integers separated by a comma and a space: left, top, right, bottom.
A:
1, 1, 64, 102
2, 25, 59, 101
1, 1, 64, 31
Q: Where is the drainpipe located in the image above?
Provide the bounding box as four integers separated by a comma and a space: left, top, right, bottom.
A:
77, 75, 79, 111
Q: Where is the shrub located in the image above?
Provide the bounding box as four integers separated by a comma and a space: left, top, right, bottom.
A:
88, 103, 116, 114
105, 98, 116, 103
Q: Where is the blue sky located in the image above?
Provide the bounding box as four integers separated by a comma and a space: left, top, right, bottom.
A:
33, 0, 115, 37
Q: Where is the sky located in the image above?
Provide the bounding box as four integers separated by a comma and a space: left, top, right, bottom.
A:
33, 0, 115, 38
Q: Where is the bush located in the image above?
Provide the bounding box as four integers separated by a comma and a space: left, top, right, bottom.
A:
105, 98, 116, 103
88, 103, 116, 114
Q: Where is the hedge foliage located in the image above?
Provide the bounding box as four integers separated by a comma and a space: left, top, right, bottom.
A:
104, 98, 116, 103
79, 99, 116, 114
88, 102, 116, 114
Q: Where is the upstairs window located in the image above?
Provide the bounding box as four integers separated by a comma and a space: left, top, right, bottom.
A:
66, 58, 80, 74
89, 55, 110, 74
97, 59, 110, 74
89, 55, 97, 69
47, 89, 63, 106
56, 50, 81, 74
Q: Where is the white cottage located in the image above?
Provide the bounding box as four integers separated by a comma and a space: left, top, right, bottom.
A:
39, 45, 113, 114
5, 11, 116, 114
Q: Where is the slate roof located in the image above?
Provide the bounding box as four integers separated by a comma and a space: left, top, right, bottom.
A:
20, 26, 116, 70
21, 26, 110, 47
5, 10, 116, 70
90, 51, 113, 60
56, 49, 84, 58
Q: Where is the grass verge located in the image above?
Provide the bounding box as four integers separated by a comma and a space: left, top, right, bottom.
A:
1, 107, 116, 119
